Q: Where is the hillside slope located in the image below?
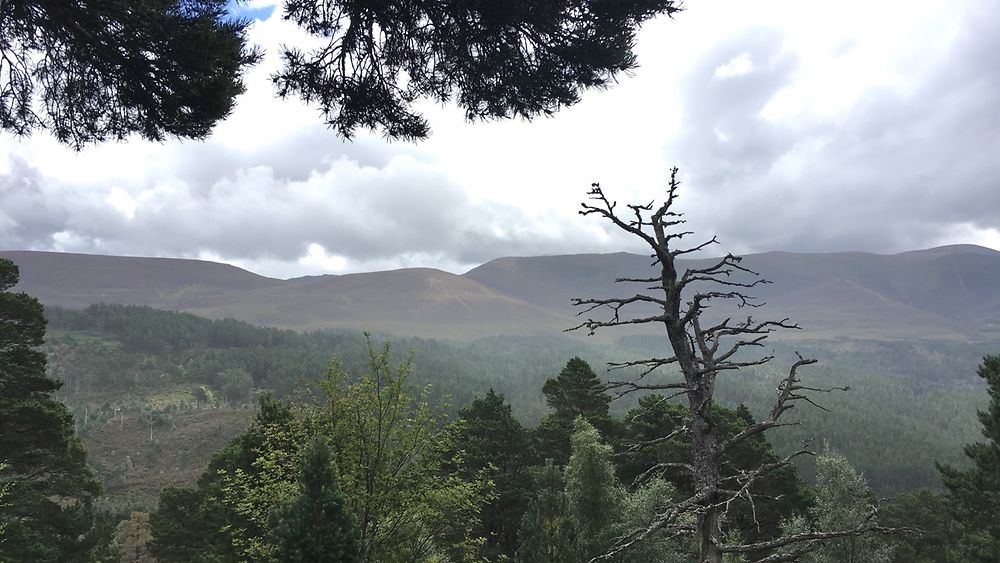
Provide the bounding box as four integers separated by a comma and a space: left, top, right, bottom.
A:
465, 245, 1000, 341
6, 245, 1000, 341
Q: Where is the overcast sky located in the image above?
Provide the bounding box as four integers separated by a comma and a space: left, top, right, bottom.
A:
2, 0, 998, 278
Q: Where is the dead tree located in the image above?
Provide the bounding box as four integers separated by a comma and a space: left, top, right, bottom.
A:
571, 168, 903, 563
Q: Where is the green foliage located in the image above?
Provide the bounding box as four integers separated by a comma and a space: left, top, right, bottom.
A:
214, 408, 310, 560
939, 354, 1000, 561
536, 357, 619, 463
148, 486, 225, 562
564, 418, 621, 559
150, 395, 304, 562
316, 338, 491, 562
881, 488, 960, 563
610, 479, 690, 562
1, 0, 260, 148
619, 395, 812, 544
449, 389, 536, 559
150, 340, 491, 563
517, 460, 579, 563
799, 446, 891, 563
217, 367, 254, 405
520, 420, 688, 562
275, 0, 681, 140
268, 437, 362, 563
0, 259, 103, 561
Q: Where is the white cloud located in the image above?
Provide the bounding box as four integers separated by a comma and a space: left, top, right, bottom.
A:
713, 52, 754, 79
2, 0, 999, 276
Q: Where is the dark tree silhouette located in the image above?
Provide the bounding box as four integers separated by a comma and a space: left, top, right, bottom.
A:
536, 357, 619, 462
1, 0, 260, 148
268, 437, 362, 563
0, 258, 101, 559
939, 355, 1000, 561
449, 389, 535, 559
274, 0, 682, 140
571, 169, 904, 563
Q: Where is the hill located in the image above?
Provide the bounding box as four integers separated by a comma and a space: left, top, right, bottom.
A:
466, 245, 1000, 341
6, 245, 1000, 341
0, 250, 279, 308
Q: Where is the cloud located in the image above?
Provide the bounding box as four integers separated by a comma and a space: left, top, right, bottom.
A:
0, 149, 621, 277
3, 0, 1000, 277
668, 0, 1000, 255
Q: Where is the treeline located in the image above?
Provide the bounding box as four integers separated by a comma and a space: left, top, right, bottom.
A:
45, 304, 984, 494
141, 345, 993, 562
142, 347, 846, 561
1, 291, 996, 560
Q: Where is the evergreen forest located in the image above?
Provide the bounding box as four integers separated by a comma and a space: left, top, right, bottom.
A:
2, 281, 998, 561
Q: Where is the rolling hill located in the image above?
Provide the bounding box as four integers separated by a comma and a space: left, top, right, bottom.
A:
5, 245, 1000, 341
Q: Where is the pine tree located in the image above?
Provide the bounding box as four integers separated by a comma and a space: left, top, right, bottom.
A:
268, 437, 362, 563
620, 396, 812, 545
274, 0, 681, 140
517, 460, 579, 563
2, 0, 260, 148
939, 355, 1000, 561
536, 357, 617, 462
0, 258, 101, 561
452, 389, 535, 559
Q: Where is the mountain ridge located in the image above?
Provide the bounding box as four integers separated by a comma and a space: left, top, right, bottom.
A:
4, 245, 1000, 341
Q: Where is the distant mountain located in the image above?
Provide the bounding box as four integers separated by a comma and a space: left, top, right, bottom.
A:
182, 267, 573, 339
0, 251, 573, 340
0, 251, 279, 308
5, 245, 1000, 341
467, 245, 1000, 341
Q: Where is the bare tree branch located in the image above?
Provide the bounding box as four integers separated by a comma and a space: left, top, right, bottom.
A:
573, 169, 899, 563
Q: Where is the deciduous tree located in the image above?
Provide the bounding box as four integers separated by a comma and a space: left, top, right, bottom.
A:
268, 437, 362, 563
317, 338, 491, 562
795, 446, 892, 563
565, 418, 621, 560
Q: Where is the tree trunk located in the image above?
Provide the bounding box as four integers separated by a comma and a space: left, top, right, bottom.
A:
692, 398, 723, 563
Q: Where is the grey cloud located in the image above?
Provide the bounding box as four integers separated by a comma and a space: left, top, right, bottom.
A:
0, 142, 613, 274
670, 0, 1000, 254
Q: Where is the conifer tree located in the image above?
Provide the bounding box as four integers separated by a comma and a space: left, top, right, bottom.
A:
268, 437, 362, 563
536, 357, 617, 462
2, 0, 260, 148
517, 460, 579, 563
274, 0, 681, 140
452, 389, 535, 559
0, 258, 101, 560
939, 355, 1000, 561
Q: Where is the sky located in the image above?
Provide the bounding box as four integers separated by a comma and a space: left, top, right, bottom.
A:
2, 0, 999, 279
